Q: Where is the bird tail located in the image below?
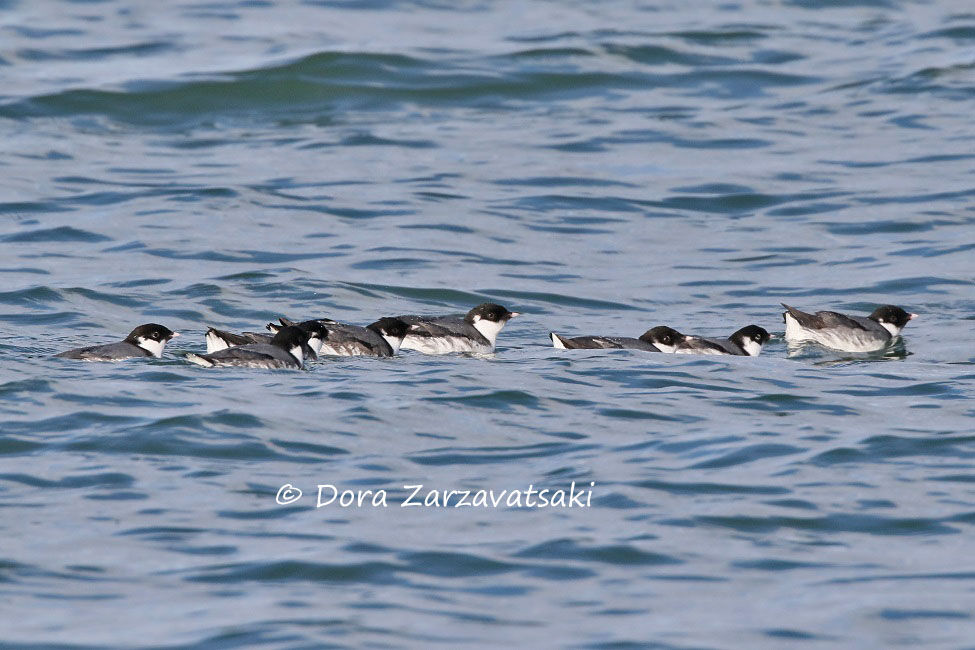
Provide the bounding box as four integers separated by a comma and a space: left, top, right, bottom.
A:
780, 303, 817, 328
205, 327, 244, 353
185, 353, 214, 367
550, 332, 569, 349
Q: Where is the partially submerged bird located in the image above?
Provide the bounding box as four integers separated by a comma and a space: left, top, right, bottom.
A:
552, 324, 769, 357
397, 303, 520, 354
637, 326, 686, 353
674, 325, 771, 357
268, 316, 410, 357
55, 324, 179, 361
205, 320, 328, 359
186, 326, 309, 369
782, 304, 916, 352
550, 326, 675, 352
205, 328, 269, 354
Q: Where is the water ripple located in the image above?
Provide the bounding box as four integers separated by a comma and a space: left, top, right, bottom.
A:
2, 2, 975, 646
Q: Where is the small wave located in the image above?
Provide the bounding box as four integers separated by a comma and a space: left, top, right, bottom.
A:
516, 538, 682, 567
2, 226, 110, 243
187, 560, 403, 584
0, 471, 133, 489
409, 442, 597, 466
696, 512, 959, 535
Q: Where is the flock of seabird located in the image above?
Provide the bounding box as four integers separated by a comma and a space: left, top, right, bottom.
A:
54, 302, 917, 369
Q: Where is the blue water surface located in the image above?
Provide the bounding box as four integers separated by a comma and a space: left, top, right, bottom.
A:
1, 0, 974, 647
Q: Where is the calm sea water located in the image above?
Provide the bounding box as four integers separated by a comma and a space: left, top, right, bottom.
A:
2, 0, 974, 647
